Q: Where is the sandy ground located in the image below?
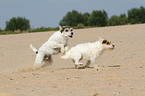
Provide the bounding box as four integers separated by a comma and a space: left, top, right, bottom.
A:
0, 24, 145, 96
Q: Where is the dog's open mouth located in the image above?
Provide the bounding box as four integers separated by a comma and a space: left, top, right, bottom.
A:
109, 45, 115, 50
109, 47, 114, 50
69, 35, 73, 38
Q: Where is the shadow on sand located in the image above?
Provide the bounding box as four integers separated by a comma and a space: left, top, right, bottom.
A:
108, 65, 121, 68
59, 66, 94, 70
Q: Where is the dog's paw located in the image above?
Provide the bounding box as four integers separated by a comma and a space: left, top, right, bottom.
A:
74, 63, 83, 69
64, 46, 69, 52
94, 65, 100, 70
95, 67, 100, 71
75, 63, 83, 66
85, 65, 90, 68
61, 49, 65, 53
75, 65, 78, 68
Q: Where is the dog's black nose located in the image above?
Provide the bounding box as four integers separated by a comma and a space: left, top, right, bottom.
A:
112, 45, 115, 48
71, 32, 74, 35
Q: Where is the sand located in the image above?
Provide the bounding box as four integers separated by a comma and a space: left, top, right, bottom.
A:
0, 24, 145, 96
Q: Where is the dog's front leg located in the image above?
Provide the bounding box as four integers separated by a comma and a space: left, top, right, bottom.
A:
90, 59, 100, 69
64, 46, 69, 54
54, 44, 65, 54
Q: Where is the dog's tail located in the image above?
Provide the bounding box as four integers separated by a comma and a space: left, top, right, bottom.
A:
30, 44, 38, 54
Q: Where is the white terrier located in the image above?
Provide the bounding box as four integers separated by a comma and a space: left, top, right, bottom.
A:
61, 37, 115, 69
30, 25, 74, 69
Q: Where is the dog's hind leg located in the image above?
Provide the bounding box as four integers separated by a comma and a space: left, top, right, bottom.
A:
33, 53, 45, 69
85, 60, 91, 68
43, 55, 53, 63
73, 53, 83, 68
42, 55, 53, 67
48, 55, 53, 63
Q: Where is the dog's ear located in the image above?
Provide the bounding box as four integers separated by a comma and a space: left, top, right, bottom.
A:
99, 37, 103, 42
59, 25, 63, 32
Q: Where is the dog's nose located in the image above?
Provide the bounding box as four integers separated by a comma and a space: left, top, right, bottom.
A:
112, 45, 115, 48
71, 32, 74, 35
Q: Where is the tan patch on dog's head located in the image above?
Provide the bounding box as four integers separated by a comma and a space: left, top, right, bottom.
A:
99, 37, 115, 49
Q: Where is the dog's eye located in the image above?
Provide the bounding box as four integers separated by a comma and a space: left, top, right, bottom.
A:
65, 30, 68, 32
102, 40, 107, 44
107, 42, 110, 45
70, 29, 73, 31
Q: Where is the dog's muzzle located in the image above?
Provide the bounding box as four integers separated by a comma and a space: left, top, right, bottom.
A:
69, 32, 74, 38
112, 45, 115, 48
109, 45, 115, 49
111, 45, 115, 49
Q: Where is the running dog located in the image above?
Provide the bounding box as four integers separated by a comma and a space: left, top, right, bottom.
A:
61, 37, 115, 69
30, 25, 74, 69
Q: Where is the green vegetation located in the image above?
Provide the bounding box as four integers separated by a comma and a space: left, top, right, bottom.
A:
108, 14, 128, 26
59, 10, 108, 27
31, 27, 59, 32
60, 10, 84, 26
88, 10, 108, 26
0, 28, 2, 32
60, 6, 145, 27
128, 6, 145, 24
0, 6, 145, 35
5, 17, 30, 32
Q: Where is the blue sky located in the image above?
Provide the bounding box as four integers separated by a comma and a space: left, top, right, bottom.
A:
0, 0, 145, 29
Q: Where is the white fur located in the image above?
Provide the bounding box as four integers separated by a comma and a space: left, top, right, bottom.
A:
30, 26, 73, 69
61, 37, 114, 69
